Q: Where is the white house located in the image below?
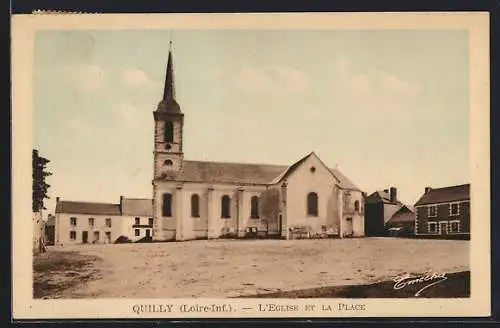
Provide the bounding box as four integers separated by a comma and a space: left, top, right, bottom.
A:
54, 197, 153, 245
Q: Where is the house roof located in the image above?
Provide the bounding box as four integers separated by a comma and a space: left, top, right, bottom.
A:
121, 198, 153, 217
387, 211, 416, 224
156, 153, 361, 191
366, 190, 403, 205
387, 205, 416, 224
55, 201, 121, 216
329, 167, 361, 191
414, 184, 470, 206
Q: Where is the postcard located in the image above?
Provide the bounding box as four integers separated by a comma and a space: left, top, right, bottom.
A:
11, 12, 490, 319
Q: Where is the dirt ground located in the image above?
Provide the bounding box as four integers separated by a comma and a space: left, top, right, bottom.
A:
33, 237, 469, 299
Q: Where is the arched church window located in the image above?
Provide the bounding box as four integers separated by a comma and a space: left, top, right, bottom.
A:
162, 193, 172, 217
164, 121, 174, 143
354, 200, 360, 212
164, 159, 173, 166
221, 195, 231, 218
191, 194, 200, 218
250, 196, 259, 218
307, 192, 318, 216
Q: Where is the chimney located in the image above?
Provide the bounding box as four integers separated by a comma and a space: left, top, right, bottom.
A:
390, 187, 397, 202
425, 187, 432, 194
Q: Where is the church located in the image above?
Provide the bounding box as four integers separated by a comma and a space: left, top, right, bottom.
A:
151, 47, 366, 241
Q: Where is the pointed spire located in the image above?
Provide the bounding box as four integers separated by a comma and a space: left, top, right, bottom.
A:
163, 41, 175, 101
157, 40, 181, 113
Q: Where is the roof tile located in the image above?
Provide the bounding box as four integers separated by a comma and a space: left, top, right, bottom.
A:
55, 201, 121, 215
414, 184, 470, 206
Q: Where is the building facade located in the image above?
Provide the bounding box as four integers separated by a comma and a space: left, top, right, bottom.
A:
54, 197, 153, 245
414, 184, 470, 238
364, 187, 402, 236
151, 48, 365, 241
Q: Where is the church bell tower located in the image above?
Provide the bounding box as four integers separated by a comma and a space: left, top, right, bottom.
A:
153, 42, 184, 178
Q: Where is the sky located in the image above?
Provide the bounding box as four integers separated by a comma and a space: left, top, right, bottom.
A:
33, 29, 470, 215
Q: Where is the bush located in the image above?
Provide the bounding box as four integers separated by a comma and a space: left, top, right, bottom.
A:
114, 236, 132, 244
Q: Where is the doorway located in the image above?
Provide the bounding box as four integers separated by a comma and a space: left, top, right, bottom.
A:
345, 218, 354, 236
440, 222, 448, 235
82, 231, 88, 244
146, 229, 151, 238
105, 232, 111, 243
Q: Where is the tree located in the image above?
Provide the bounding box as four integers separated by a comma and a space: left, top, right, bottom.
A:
32, 149, 51, 212
260, 187, 281, 237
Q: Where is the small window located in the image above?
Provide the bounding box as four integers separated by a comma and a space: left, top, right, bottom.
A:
70, 217, 77, 226
221, 195, 231, 218
428, 222, 437, 234
162, 193, 173, 217
105, 231, 111, 242
164, 159, 173, 166
135, 229, 140, 236
191, 194, 200, 218
450, 221, 460, 233
106, 218, 112, 228
250, 196, 259, 218
428, 205, 437, 217
69, 231, 76, 240
354, 200, 360, 212
135, 217, 140, 225
88, 218, 94, 226
450, 203, 460, 216
148, 218, 154, 226
307, 192, 318, 216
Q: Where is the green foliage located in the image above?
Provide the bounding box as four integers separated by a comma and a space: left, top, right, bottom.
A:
32, 149, 52, 212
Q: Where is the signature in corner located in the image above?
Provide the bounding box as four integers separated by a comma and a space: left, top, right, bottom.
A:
393, 271, 448, 297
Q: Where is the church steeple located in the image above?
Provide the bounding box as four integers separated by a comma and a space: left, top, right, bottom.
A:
153, 40, 184, 178
157, 41, 181, 113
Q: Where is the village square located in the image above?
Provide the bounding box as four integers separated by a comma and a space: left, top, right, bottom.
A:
31, 35, 471, 299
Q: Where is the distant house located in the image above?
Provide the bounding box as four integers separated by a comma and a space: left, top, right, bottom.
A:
54, 196, 154, 245
364, 187, 403, 236
414, 184, 470, 238
45, 214, 55, 246
386, 205, 416, 237
120, 196, 154, 242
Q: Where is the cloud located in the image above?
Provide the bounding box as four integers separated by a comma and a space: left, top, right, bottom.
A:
234, 65, 308, 96
120, 67, 161, 89
61, 64, 108, 94
330, 57, 421, 119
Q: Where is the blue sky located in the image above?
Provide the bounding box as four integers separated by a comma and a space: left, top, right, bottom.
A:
33, 29, 470, 213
